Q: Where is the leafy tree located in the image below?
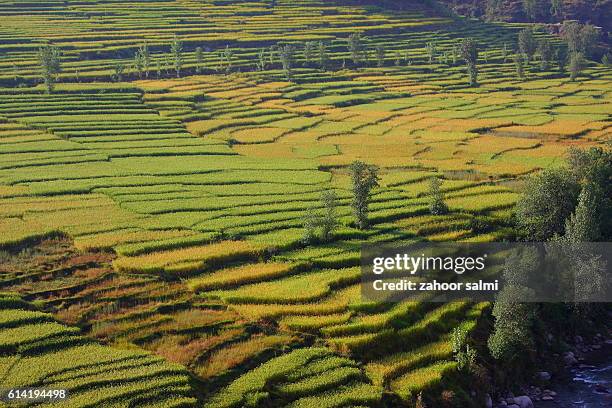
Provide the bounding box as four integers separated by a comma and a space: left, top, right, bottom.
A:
279, 44, 295, 79
562, 21, 582, 54
318, 41, 329, 70
428, 177, 449, 215
569, 52, 585, 81
488, 248, 538, 361
133, 49, 144, 78
349, 161, 379, 229
222, 45, 234, 73
459, 38, 478, 86
485, 0, 503, 21
301, 190, 338, 244
37, 44, 61, 94
320, 190, 338, 242
515, 168, 580, 241
195, 47, 204, 74
302, 208, 319, 244
170, 34, 183, 78
518, 27, 537, 63
139, 41, 151, 78
538, 38, 553, 71
501, 42, 508, 63
394, 50, 402, 66
550, 0, 562, 19
347, 32, 365, 66
522, 0, 537, 21
303, 41, 317, 66
563, 182, 602, 242
556, 47, 567, 73
155, 61, 162, 78
256, 48, 267, 71
567, 147, 612, 239
375, 45, 385, 67
515, 52, 525, 79
602, 52, 611, 67
425, 41, 436, 64
578, 24, 599, 58
112, 63, 125, 82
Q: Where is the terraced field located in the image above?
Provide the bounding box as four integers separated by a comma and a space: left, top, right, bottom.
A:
0, 0, 610, 406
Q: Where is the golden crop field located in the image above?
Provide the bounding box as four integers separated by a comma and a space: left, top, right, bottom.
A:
0, 0, 610, 406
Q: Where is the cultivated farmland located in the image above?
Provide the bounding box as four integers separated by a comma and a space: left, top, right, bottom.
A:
0, 0, 610, 406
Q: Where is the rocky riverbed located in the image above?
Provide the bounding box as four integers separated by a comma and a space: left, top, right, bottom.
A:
535, 338, 612, 408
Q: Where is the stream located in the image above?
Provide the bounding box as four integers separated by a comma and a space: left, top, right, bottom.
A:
536, 341, 612, 408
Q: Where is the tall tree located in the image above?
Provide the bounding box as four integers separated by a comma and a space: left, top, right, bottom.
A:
139, 41, 151, 78
515, 168, 580, 241
349, 161, 379, 230
522, 0, 538, 21
428, 177, 449, 215
569, 52, 585, 81
170, 34, 183, 78
459, 38, 479, 86
347, 32, 365, 66
319, 190, 338, 242
222, 45, 234, 73
375, 45, 385, 67
425, 41, 436, 64
279, 44, 295, 79
195, 47, 203, 74
515, 52, 526, 79
303, 41, 316, 66
556, 47, 567, 73
518, 27, 537, 63
38, 44, 61, 94
550, 0, 563, 19
538, 38, 553, 71
318, 41, 329, 70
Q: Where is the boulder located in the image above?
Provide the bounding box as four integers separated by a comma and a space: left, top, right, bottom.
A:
513, 395, 534, 408
536, 371, 551, 381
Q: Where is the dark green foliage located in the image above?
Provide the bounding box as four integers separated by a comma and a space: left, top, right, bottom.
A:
171, 34, 183, 78
349, 161, 379, 229
522, 0, 537, 21
195, 47, 204, 74
518, 27, 536, 62
515, 168, 580, 241
603, 52, 611, 67
112, 63, 125, 82
538, 38, 553, 70
562, 22, 600, 57
347, 32, 365, 66
318, 41, 329, 70
37, 44, 61, 93
567, 147, 612, 239
425, 41, 436, 64
222, 45, 234, 73
459, 38, 478, 86
320, 190, 338, 242
303, 41, 317, 66
301, 190, 338, 243
556, 47, 567, 73
488, 248, 538, 361
428, 177, 449, 215
569, 52, 585, 81
375, 45, 385, 67
279, 44, 295, 79
515, 52, 525, 79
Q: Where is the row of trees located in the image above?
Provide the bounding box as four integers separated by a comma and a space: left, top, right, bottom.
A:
35, 21, 603, 93
302, 161, 449, 244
